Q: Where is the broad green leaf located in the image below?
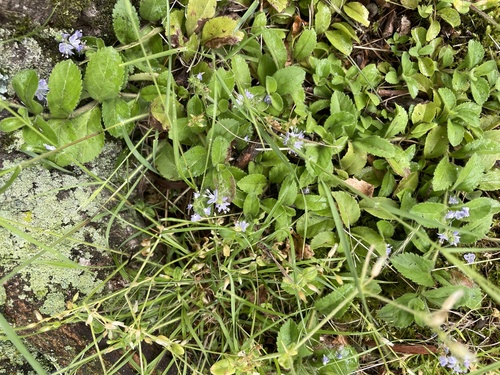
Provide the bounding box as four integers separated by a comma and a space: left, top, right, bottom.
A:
453, 102, 481, 127
351, 226, 386, 255
268, 0, 288, 12
417, 57, 436, 77
411, 102, 437, 124
266, 76, 277, 93
459, 39, 484, 69
447, 119, 464, 146
378, 293, 417, 328
340, 142, 367, 175
453, 153, 484, 192
315, 284, 356, 316
359, 197, 399, 220
432, 157, 456, 191
47, 119, 77, 166
262, 29, 287, 68
332, 191, 360, 226
325, 30, 353, 56
210, 359, 236, 375
201, 16, 244, 48
343, 2, 370, 27
155, 141, 181, 181
211, 136, 230, 166
438, 87, 456, 110
69, 106, 105, 164
293, 29, 317, 61
296, 213, 335, 238
11, 70, 42, 115
232, 55, 252, 89
237, 174, 267, 195
460, 214, 494, 244
439, 8, 461, 27
278, 176, 298, 206
139, 0, 169, 21
102, 98, 133, 138
426, 19, 441, 41
391, 253, 434, 287
185, 0, 216, 36
47, 60, 82, 118
113, 0, 140, 44
84, 47, 126, 102
310, 231, 337, 249
353, 135, 396, 158
273, 66, 306, 96
331, 91, 356, 115
243, 193, 260, 218
400, 0, 418, 9
314, 2, 332, 34
410, 202, 447, 227
179, 145, 208, 177
423, 286, 482, 309
0, 117, 26, 132
424, 125, 447, 159
277, 320, 299, 369
471, 77, 490, 105
479, 170, 500, 191
384, 104, 408, 138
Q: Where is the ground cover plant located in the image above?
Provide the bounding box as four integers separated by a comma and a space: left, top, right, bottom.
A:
1, 0, 500, 373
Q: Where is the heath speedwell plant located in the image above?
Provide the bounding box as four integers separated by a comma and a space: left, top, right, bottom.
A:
1, 0, 500, 374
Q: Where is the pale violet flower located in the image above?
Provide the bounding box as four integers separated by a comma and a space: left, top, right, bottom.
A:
35, 79, 49, 101
191, 213, 202, 222
448, 196, 460, 205
203, 206, 212, 216
463, 253, 476, 264
43, 144, 56, 151
59, 30, 84, 57
282, 128, 305, 154
196, 72, 204, 80
437, 233, 448, 244
204, 189, 231, 214
193, 192, 201, 199
322, 354, 330, 366
205, 189, 219, 205
385, 244, 392, 256
235, 89, 254, 105
445, 207, 470, 220
438, 231, 460, 246
263, 94, 272, 105
235, 220, 249, 232
439, 352, 472, 374
244, 89, 254, 100
216, 198, 230, 213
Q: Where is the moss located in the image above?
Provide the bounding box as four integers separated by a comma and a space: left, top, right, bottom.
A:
0, 142, 123, 317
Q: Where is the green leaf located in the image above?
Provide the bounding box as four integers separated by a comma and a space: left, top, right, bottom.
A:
447, 119, 464, 147
409, 202, 447, 228
359, 197, 399, 220
423, 286, 482, 310
471, 77, 490, 105
243, 193, 260, 218
391, 253, 434, 287
84, 47, 126, 102
332, 191, 360, 226
267, 0, 288, 12
232, 55, 252, 89
315, 284, 355, 316
47, 60, 82, 118
237, 174, 267, 195
0, 117, 26, 132
139, 0, 169, 22
384, 104, 408, 138
179, 145, 208, 177
102, 98, 133, 138
262, 29, 287, 68
378, 293, 417, 328
325, 30, 353, 56
343, 2, 370, 27
278, 176, 298, 206
432, 157, 456, 191
69, 106, 105, 164
353, 135, 396, 158
277, 320, 299, 369
458, 39, 484, 69
479, 170, 500, 191
314, 2, 332, 34
211, 136, 230, 166
273, 66, 306, 97
417, 57, 436, 77
201, 16, 244, 48
293, 29, 317, 61
438, 87, 456, 110
452, 153, 484, 192
210, 359, 236, 375
186, 0, 216, 36
424, 125, 448, 159
11, 70, 42, 115
113, 0, 140, 44
155, 141, 181, 181
426, 19, 441, 41
453, 102, 481, 127
439, 8, 461, 27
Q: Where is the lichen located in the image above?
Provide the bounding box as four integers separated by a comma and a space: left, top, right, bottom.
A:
0, 141, 123, 317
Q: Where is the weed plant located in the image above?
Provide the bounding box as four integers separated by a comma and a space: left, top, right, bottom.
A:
1, 0, 500, 374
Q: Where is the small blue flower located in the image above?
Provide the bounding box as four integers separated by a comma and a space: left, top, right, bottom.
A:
43, 144, 56, 151
463, 253, 475, 264
446, 207, 470, 220
205, 189, 219, 205
59, 30, 84, 57
203, 206, 212, 216
322, 354, 330, 366
196, 72, 204, 80
263, 94, 272, 105
35, 79, 49, 101
449, 231, 460, 246
385, 244, 392, 256
448, 196, 460, 205
437, 233, 448, 244
191, 213, 202, 222
216, 198, 230, 213
235, 220, 249, 232
244, 89, 254, 100
439, 355, 448, 366
282, 128, 305, 154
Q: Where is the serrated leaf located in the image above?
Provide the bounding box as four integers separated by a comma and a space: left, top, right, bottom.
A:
84, 47, 125, 102
113, 0, 140, 44
232, 54, 251, 89
409, 202, 447, 227
447, 119, 464, 146
262, 29, 288, 69
277, 319, 299, 369
452, 153, 484, 192
315, 284, 355, 316
238, 174, 267, 195
179, 145, 208, 177
432, 157, 456, 191
332, 191, 360, 226
359, 197, 399, 220
139, 0, 169, 22
211, 136, 230, 166
273, 66, 306, 96
69, 106, 105, 164
459, 39, 484, 69
155, 141, 181, 181
423, 286, 482, 309
424, 125, 448, 159
343, 2, 370, 27
11, 70, 42, 115
278, 176, 298, 206
293, 29, 317, 61
378, 293, 417, 328
102, 98, 133, 138
453, 102, 481, 127
353, 135, 396, 158
384, 104, 408, 138
47, 60, 82, 118
471, 77, 490, 105
391, 253, 434, 287
479, 170, 500, 191
202, 16, 244, 48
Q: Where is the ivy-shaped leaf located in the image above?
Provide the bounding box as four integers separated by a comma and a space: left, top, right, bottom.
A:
391, 253, 434, 287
